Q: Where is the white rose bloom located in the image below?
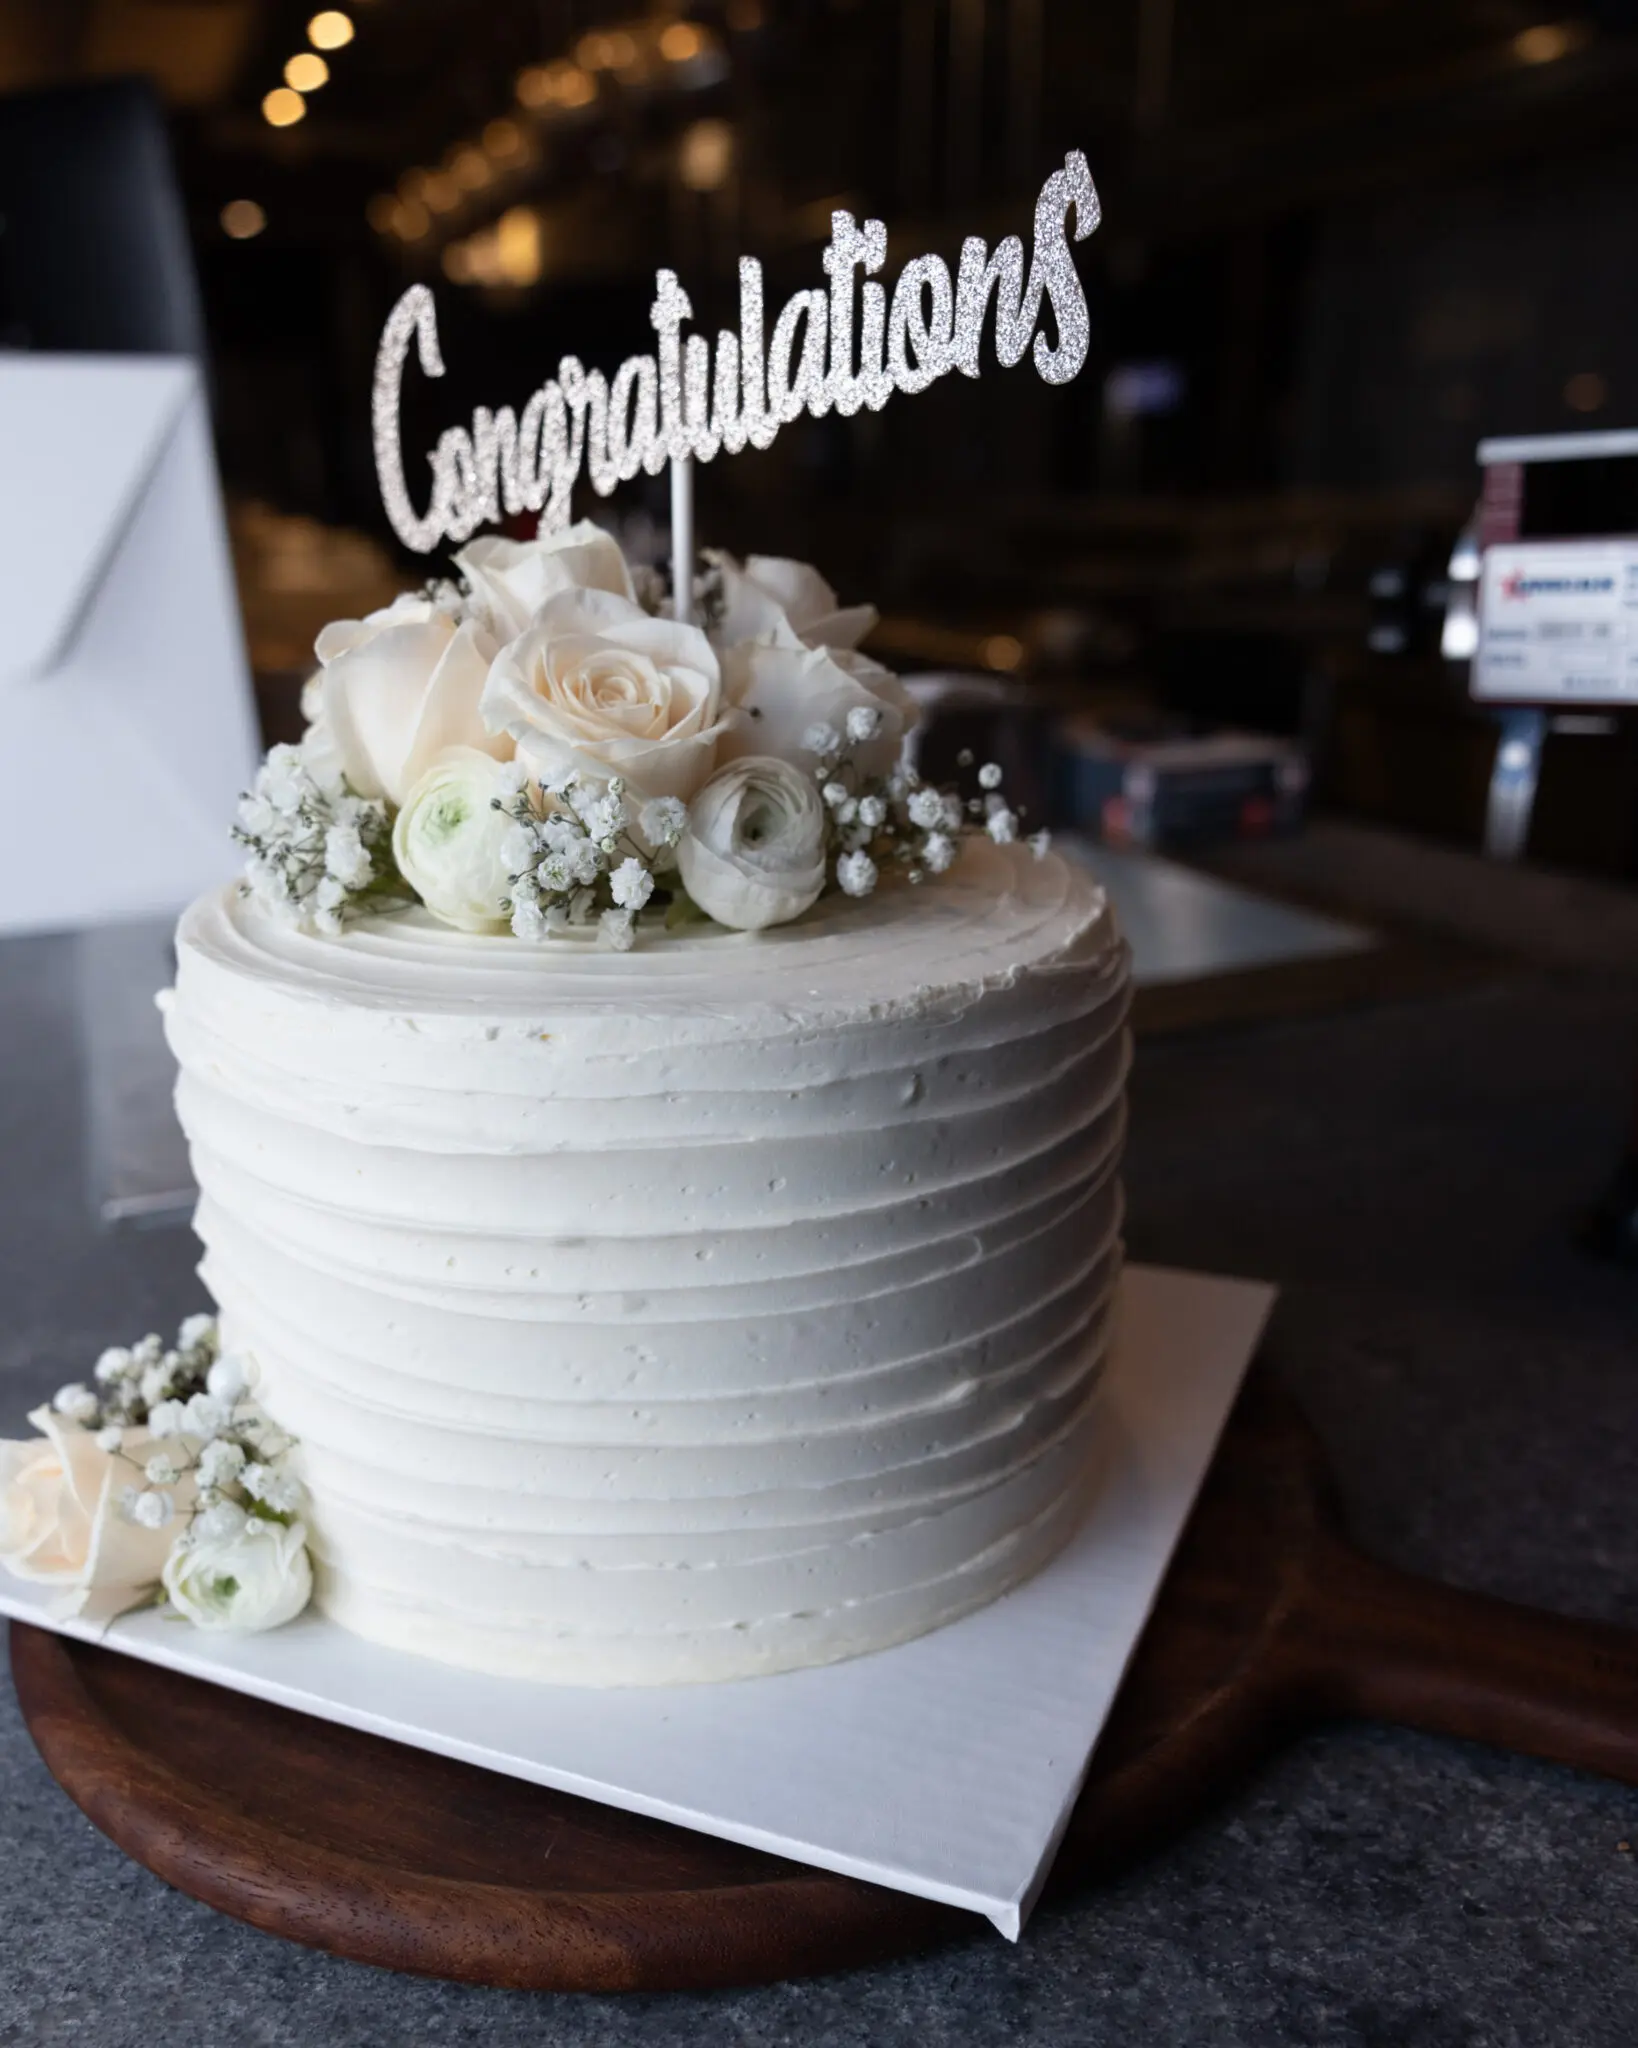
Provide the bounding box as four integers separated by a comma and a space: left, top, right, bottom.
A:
482, 588, 732, 806
677, 757, 828, 932
711, 553, 878, 652
393, 748, 522, 933
719, 641, 916, 783
0, 1410, 195, 1624
178, 1314, 217, 1353
161, 1517, 312, 1634
455, 520, 636, 639
316, 592, 510, 806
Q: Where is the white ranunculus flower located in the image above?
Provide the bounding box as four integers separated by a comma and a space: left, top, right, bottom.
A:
0, 1409, 193, 1624
711, 552, 878, 652
677, 756, 828, 932
456, 519, 636, 640
393, 748, 522, 933
161, 1516, 312, 1634
482, 588, 732, 805
316, 592, 510, 806
718, 640, 916, 782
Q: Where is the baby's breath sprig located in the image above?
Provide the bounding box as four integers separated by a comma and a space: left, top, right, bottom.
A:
49, 1314, 304, 1546
801, 720, 1049, 900
232, 743, 404, 936
491, 772, 689, 952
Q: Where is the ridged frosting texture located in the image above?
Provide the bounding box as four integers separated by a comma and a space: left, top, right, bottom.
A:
162, 841, 1131, 1685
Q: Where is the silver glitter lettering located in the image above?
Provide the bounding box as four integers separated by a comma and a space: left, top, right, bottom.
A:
372, 153, 1101, 551
372, 284, 446, 553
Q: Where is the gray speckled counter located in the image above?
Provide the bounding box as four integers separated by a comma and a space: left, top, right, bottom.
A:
3, 870, 1638, 2047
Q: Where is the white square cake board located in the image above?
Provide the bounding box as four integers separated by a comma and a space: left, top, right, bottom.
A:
0, 1264, 1274, 1940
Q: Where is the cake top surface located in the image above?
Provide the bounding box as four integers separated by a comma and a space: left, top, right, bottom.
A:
178, 840, 1121, 1041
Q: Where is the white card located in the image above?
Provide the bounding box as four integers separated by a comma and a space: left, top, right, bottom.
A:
0, 356, 259, 935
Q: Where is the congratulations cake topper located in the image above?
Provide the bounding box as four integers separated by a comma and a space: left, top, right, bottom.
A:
373, 149, 1101, 560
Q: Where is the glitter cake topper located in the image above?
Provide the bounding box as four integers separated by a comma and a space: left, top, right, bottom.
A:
373, 150, 1101, 555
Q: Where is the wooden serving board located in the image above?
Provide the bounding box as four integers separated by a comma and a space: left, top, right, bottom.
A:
12, 1367, 1638, 1993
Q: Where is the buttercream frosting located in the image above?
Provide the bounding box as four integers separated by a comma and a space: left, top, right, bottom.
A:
163, 840, 1131, 1683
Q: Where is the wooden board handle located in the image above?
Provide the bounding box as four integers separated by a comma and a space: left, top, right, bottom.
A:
1296, 1541, 1638, 1785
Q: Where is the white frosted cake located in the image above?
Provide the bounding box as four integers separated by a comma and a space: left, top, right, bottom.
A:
163, 839, 1130, 1684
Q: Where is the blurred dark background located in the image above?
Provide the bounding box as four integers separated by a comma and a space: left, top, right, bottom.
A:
3, 0, 1638, 876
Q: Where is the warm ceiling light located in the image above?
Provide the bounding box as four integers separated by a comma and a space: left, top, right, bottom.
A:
285, 51, 330, 92
396, 197, 431, 240
220, 198, 266, 240
483, 117, 523, 158
496, 206, 543, 286
262, 87, 305, 127
660, 21, 706, 62
519, 58, 596, 109
308, 10, 354, 51
311, 10, 356, 50
450, 146, 491, 191
365, 193, 397, 234
422, 172, 460, 213
576, 30, 621, 70
982, 634, 1023, 673
1565, 371, 1609, 413
678, 117, 734, 192
1513, 21, 1580, 64
442, 242, 476, 284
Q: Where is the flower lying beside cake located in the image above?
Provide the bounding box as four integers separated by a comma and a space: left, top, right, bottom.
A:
234, 522, 1045, 946
0, 1316, 312, 1635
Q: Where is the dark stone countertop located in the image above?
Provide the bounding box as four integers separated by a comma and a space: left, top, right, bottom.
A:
3, 848, 1637, 2048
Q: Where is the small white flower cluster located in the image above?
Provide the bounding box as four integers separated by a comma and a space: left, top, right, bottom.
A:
55, 1313, 307, 1578
801, 724, 1050, 898
233, 743, 397, 936
495, 772, 687, 952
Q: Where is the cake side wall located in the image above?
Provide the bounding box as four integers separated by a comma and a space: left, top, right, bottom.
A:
164, 852, 1131, 1685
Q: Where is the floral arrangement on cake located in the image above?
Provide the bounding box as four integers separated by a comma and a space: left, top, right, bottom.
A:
233, 522, 1045, 948
0, 1316, 312, 1635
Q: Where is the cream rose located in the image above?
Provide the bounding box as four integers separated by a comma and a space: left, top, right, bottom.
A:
456, 519, 636, 640
162, 1515, 312, 1633
0, 1409, 191, 1624
392, 748, 522, 932
316, 592, 510, 806
481, 588, 732, 804
718, 640, 916, 782
711, 552, 878, 652
677, 756, 828, 931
